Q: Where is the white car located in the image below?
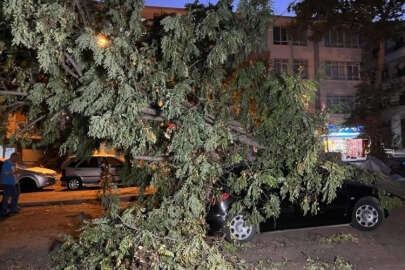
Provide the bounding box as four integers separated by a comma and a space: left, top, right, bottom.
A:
60, 155, 124, 190
0, 158, 57, 192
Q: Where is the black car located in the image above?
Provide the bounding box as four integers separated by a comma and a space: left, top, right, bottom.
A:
207, 180, 387, 242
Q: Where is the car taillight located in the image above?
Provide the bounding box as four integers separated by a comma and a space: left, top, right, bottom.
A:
212, 193, 230, 205
221, 193, 230, 201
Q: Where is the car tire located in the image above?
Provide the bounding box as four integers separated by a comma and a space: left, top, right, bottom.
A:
351, 196, 384, 231
226, 213, 257, 242
67, 178, 82, 191
19, 178, 37, 193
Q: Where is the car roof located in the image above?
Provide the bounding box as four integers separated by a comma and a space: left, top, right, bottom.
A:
61, 154, 124, 169
66, 154, 121, 159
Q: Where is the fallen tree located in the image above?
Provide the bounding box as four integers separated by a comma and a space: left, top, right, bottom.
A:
1, 0, 364, 268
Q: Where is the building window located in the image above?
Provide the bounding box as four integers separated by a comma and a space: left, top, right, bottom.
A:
293, 59, 309, 78
273, 58, 289, 74
291, 30, 307, 46
273, 26, 288, 45
346, 62, 360, 80
324, 30, 360, 48
344, 31, 360, 48
325, 61, 346, 80
326, 96, 356, 114
325, 61, 360, 80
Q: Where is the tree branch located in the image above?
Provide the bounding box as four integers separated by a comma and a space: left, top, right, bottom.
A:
141, 114, 165, 121
117, 215, 178, 242
15, 115, 46, 137
141, 107, 160, 116
61, 62, 80, 79
64, 53, 83, 77
0, 101, 27, 110
140, 105, 263, 147
230, 132, 264, 149
73, 0, 90, 27
133, 156, 166, 162
0, 91, 28, 96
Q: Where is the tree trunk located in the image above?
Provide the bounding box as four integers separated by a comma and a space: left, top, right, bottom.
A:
375, 39, 385, 86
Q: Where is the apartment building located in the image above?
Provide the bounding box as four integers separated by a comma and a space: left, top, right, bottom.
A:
382, 26, 405, 151
267, 16, 364, 158
268, 16, 362, 125
142, 5, 187, 19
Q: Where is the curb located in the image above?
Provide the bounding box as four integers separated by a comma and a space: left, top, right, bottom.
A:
19, 194, 139, 207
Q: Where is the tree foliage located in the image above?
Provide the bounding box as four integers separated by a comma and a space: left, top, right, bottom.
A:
1, 0, 363, 268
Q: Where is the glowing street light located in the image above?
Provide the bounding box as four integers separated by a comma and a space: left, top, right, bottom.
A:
96, 34, 110, 48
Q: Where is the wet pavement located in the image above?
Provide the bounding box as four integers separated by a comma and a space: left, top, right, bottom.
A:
0, 183, 155, 207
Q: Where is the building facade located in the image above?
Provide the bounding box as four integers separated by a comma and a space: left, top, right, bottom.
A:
382, 26, 405, 153
267, 16, 363, 125
267, 16, 365, 159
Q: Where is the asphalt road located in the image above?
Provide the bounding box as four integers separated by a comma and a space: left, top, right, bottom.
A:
0, 202, 404, 270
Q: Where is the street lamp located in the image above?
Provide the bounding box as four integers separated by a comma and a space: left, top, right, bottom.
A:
96, 34, 110, 48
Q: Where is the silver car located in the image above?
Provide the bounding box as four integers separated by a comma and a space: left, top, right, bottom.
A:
0, 159, 57, 192
61, 155, 123, 190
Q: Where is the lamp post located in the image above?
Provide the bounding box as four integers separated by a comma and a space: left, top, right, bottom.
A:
96, 34, 110, 48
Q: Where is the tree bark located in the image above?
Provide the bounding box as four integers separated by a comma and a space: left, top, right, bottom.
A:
375, 39, 385, 86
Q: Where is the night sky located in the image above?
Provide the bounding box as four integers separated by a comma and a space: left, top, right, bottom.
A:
144, 0, 296, 16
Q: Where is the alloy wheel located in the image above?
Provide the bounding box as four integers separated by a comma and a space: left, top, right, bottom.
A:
68, 178, 80, 190
355, 204, 379, 228
229, 214, 254, 241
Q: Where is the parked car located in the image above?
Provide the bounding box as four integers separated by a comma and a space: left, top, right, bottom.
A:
61, 155, 124, 190
0, 158, 57, 192
207, 176, 389, 242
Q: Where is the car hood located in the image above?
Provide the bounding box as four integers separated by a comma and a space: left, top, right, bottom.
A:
22, 167, 57, 176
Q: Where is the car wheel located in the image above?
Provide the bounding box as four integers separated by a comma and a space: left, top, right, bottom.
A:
227, 213, 257, 242
352, 196, 384, 231
19, 178, 37, 193
67, 178, 81, 191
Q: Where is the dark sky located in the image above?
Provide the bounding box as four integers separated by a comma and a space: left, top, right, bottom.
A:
144, 0, 296, 16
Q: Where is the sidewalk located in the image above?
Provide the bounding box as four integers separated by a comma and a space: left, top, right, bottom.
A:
238, 205, 405, 270
1, 185, 156, 207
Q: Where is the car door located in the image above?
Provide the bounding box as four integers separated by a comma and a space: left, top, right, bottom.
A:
260, 198, 300, 231
106, 157, 123, 183
307, 184, 350, 226
262, 184, 350, 232
76, 157, 101, 185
